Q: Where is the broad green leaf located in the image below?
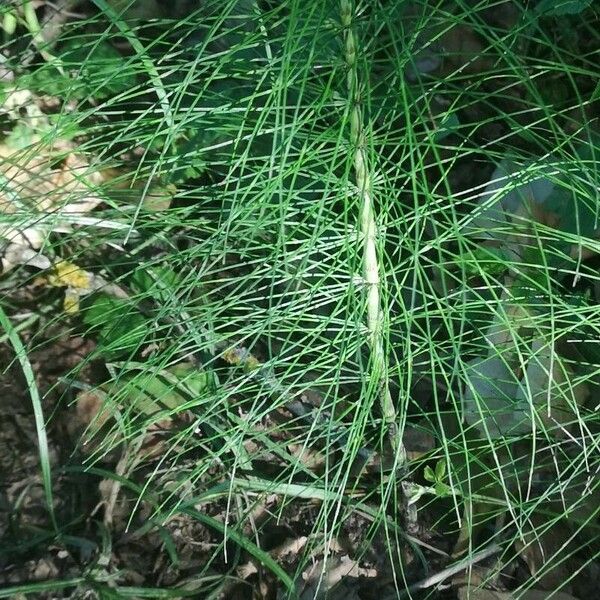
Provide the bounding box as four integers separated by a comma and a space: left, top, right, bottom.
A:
22, 68, 74, 99
61, 36, 137, 98
516, 338, 589, 439
82, 295, 132, 328
114, 363, 212, 414
2, 11, 17, 36
423, 465, 436, 482
461, 246, 509, 277
24, 35, 137, 100
467, 155, 598, 272
535, 0, 593, 16
104, 0, 168, 20
82, 295, 148, 358
467, 159, 555, 241
131, 265, 181, 297
462, 355, 530, 439
98, 313, 148, 358
434, 112, 460, 142
4, 121, 38, 149
434, 482, 452, 497
434, 458, 446, 480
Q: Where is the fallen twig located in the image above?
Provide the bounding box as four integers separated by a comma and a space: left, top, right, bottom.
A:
383, 543, 503, 599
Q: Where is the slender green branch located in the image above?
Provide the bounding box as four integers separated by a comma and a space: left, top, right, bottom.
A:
340, 0, 403, 466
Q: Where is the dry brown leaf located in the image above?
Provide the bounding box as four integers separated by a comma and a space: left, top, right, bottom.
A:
0, 139, 107, 274
141, 183, 175, 212
287, 442, 326, 472
517, 591, 579, 600
0, 243, 51, 271
0, 134, 172, 274
514, 517, 575, 593
457, 587, 510, 600
72, 388, 112, 448
299, 554, 377, 600
0, 89, 45, 130
452, 564, 505, 590
439, 25, 493, 76
403, 423, 435, 461
458, 587, 579, 600
271, 536, 308, 561
0, 142, 105, 250
97, 476, 129, 529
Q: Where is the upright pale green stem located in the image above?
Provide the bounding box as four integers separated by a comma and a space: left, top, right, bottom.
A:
340, 0, 403, 465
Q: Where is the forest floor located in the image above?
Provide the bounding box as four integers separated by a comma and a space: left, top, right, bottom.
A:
1, 1, 599, 599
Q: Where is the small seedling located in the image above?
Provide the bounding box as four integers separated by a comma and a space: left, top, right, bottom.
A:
424, 459, 453, 497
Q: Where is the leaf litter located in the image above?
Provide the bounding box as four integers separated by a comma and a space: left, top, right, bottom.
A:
1, 0, 599, 598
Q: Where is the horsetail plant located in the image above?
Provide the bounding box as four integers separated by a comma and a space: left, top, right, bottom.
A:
0, 0, 599, 597
340, 0, 404, 469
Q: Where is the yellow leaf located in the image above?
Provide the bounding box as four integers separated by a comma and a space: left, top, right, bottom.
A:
142, 183, 176, 212
48, 260, 92, 291
63, 289, 81, 314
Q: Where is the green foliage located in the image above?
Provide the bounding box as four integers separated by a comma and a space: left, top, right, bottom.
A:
131, 266, 181, 301
433, 111, 460, 142
460, 246, 509, 277
534, 0, 594, 16
4, 120, 37, 148
424, 459, 452, 497
105, 362, 213, 415
23, 36, 136, 100
82, 295, 148, 358
2, 0, 599, 595
1, 11, 17, 36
